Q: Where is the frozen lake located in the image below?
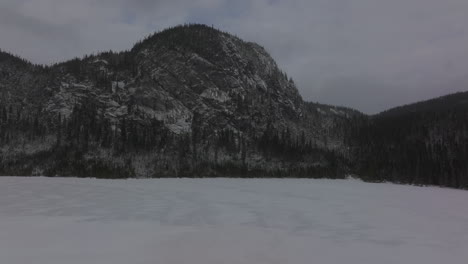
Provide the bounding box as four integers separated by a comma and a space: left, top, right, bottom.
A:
0, 177, 467, 264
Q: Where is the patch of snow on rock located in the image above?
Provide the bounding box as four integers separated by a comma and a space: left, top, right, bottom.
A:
201, 87, 230, 102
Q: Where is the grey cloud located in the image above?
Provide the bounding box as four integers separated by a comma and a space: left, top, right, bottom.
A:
1, 0, 467, 113
0, 5, 70, 37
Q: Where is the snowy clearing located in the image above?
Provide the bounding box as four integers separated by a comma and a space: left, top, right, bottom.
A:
0, 177, 467, 264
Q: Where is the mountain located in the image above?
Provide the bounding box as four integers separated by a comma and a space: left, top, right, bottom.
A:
0, 24, 357, 179
351, 92, 468, 188
0, 24, 466, 188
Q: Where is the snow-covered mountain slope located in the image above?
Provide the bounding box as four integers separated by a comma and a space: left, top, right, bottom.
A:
0, 24, 358, 178
0, 177, 467, 264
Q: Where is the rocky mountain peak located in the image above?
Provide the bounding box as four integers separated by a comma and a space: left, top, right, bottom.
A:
133, 24, 300, 96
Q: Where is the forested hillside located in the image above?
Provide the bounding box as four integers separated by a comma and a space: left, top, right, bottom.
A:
351, 92, 468, 188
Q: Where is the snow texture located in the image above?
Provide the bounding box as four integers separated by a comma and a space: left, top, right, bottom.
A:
0, 177, 467, 264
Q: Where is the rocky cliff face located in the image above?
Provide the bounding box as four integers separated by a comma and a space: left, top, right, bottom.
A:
0, 24, 361, 178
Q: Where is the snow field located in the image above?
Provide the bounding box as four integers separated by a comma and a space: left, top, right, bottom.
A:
0, 177, 467, 264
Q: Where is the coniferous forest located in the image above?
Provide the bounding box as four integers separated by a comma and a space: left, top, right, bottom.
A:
350, 92, 468, 188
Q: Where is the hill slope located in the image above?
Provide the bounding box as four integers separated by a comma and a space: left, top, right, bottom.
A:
350, 91, 468, 188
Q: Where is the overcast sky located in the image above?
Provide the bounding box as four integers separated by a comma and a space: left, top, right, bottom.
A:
1, 0, 468, 113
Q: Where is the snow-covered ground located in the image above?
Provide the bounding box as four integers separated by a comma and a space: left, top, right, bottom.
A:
1, 177, 467, 264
